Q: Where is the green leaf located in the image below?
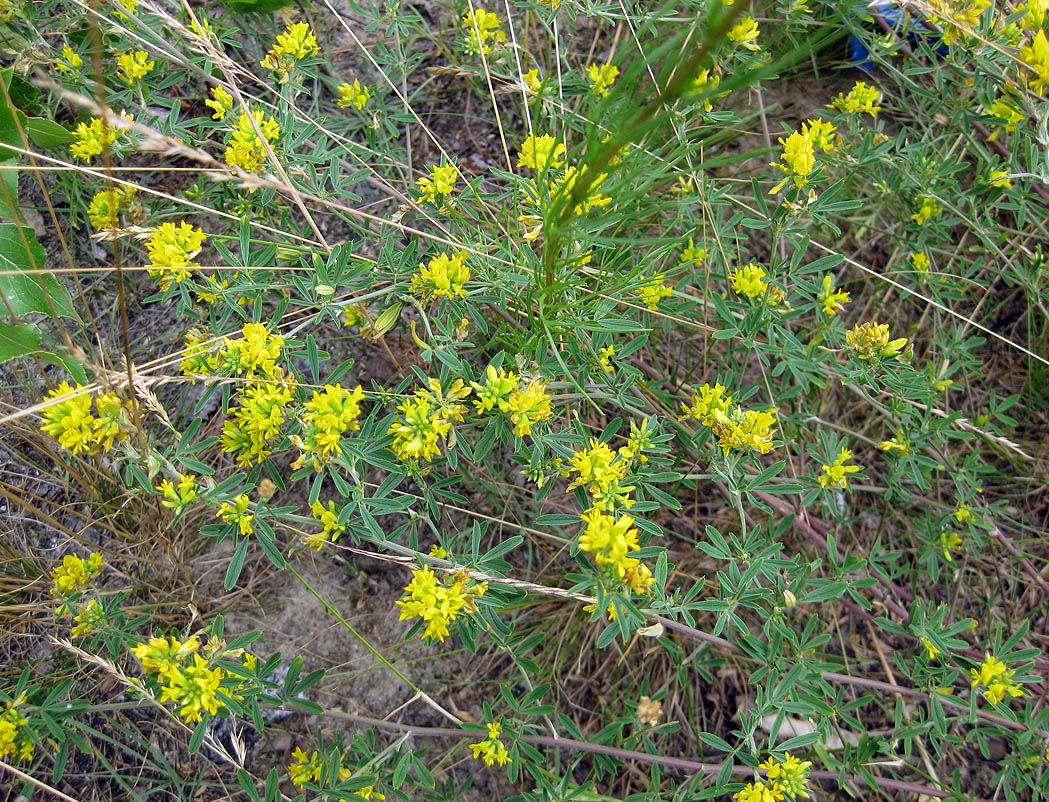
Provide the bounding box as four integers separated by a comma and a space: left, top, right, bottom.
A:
698, 731, 733, 752
0, 321, 38, 362
0, 224, 78, 320
25, 116, 72, 148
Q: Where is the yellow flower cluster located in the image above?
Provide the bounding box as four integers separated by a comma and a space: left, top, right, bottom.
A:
291, 383, 367, 471
578, 509, 655, 594
731, 263, 769, 298
303, 499, 345, 550
181, 322, 285, 381
831, 80, 882, 117
818, 447, 861, 489
337, 78, 371, 109
928, 0, 990, 46
156, 473, 199, 514
388, 379, 468, 462
288, 745, 386, 798
728, 16, 760, 50
217, 493, 255, 535
769, 119, 834, 194
470, 722, 511, 766
911, 195, 941, 225
260, 21, 320, 76
55, 45, 82, 73
417, 163, 459, 204
1026, 0, 1047, 30
87, 185, 137, 230
845, 321, 908, 361
0, 693, 34, 762
116, 49, 154, 84
224, 109, 281, 173
396, 566, 487, 642
132, 635, 255, 722
566, 438, 636, 512
503, 378, 553, 436
970, 653, 1025, 705
635, 273, 673, 310
985, 95, 1025, 141
587, 63, 619, 96
462, 8, 506, 56
681, 383, 777, 456
819, 274, 850, 316
680, 236, 708, 266
70, 116, 119, 162
412, 250, 470, 301
940, 529, 963, 561
146, 220, 206, 290
877, 429, 910, 454
734, 753, 813, 801
220, 382, 295, 467
517, 133, 565, 173
40, 382, 130, 455
51, 552, 103, 597
72, 598, 105, 636
1020, 30, 1049, 95
205, 84, 234, 120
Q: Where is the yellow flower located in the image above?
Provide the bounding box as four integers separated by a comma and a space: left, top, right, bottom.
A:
70, 117, 119, 162
221, 382, 293, 467
72, 599, 105, 636
598, 344, 615, 373
877, 430, 910, 455
87, 185, 135, 230
92, 392, 129, 451
846, 321, 908, 361
51, 552, 103, 597
955, 503, 973, 522
388, 393, 452, 463
205, 85, 234, 120
462, 8, 506, 55
411, 250, 470, 301
116, 50, 155, 84
819, 274, 850, 316
714, 407, 777, 456
500, 379, 553, 437
911, 251, 930, 272
818, 447, 861, 490
730, 263, 769, 298
417, 163, 459, 203
733, 780, 780, 802
806, 117, 837, 152
224, 109, 281, 174
337, 79, 371, 109
911, 195, 941, 225
517, 133, 566, 172
831, 80, 882, 117
989, 170, 1012, 188
159, 653, 224, 722
146, 221, 206, 290
522, 68, 542, 94
970, 653, 1025, 705
1024, 0, 1047, 30
635, 273, 673, 310
682, 382, 733, 425
1022, 30, 1049, 95
131, 635, 200, 679
291, 383, 366, 471
260, 21, 320, 74
55, 46, 83, 73
471, 364, 520, 413
985, 96, 1025, 141
769, 127, 816, 193
39, 382, 95, 455
761, 752, 813, 799
922, 639, 942, 660
587, 63, 620, 96
679, 237, 708, 266
305, 500, 345, 550
728, 16, 761, 50
288, 746, 324, 787
396, 566, 485, 641
157, 473, 199, 514
218, 493, 255, 536
469, 721, 511, 766
939, 530, 963, 561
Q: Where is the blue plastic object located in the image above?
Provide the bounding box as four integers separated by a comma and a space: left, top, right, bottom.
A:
846, 0, 949, 72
